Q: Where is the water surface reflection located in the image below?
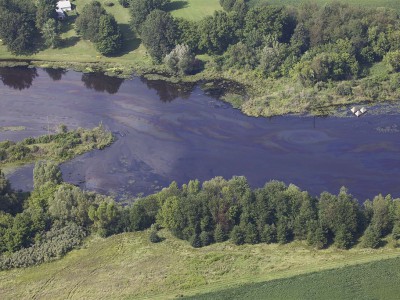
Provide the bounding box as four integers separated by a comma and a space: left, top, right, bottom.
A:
1, 67, 400, 202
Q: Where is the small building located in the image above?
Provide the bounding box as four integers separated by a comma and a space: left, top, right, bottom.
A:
57, 0, 72, 11
56, 0, 72, 20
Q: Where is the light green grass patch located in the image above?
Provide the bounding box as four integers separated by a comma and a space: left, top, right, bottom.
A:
0, 229, 399, 299
251, 0, 400, 11
168, 0, 222, 20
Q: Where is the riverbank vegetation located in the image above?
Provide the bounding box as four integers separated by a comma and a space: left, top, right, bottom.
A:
1, 1, 400, 116
2, 163, 400, 270
0, 124, 113, 169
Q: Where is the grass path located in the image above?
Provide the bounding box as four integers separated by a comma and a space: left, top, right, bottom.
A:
1, 229, 399, 299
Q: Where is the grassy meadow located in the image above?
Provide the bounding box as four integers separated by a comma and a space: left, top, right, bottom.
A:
188, 256, 400, 299
251, 0, 400, 11
0, 229, 399, 299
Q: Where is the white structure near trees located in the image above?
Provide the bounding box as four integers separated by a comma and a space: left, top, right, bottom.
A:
56, 0, 72, 20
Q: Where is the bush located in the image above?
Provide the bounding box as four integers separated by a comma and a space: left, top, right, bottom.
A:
0, 223, 86, 270
149, 229, 162, 243
336, 82, 353, 96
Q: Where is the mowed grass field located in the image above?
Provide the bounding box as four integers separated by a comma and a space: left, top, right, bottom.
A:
0, 229, 399, 299
251, 0, 400, 11
187, 256, 400, 299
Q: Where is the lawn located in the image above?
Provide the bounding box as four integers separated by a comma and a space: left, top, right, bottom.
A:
0, 229, 399, 299
167, 0, 221, 20
251, 0, 400, 11
187, 256, 400, 299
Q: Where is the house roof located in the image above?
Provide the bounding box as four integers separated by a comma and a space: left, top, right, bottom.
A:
57, 0, 71, 10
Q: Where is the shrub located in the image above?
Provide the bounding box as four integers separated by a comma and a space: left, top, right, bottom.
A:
230, 225, 245, 245
362, 225, 381, 248
0, 223, 86, 270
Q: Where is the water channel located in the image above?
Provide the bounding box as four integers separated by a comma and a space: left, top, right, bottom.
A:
1, 67, 399, 201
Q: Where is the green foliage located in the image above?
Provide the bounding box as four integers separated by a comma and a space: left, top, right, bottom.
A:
36, 0, 57, 29
362, 225, 381, 248
214, 223, 227, 242
149, 224, 162, 243
260, 224, 276, 244
42, 19, 61, 49
129, 0, 170, 33
0, 222, 85, 270
164, 44, 196, 75
385, 50, 400, 72
198, 11, 239, 54
230, 225, 245, 245
0, 0, 38, 54
95, 14, 123, 55
33, 161, 62, 189
75, 1, 106, 42
140, 10, 177, 62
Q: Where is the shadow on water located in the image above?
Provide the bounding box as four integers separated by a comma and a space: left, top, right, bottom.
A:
0, 67, 38, 90
44, 68, 67, 81
81, 73, 124, 94
140, 77, 195, 102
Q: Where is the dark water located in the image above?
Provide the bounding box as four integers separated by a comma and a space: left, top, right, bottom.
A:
1, 67, 400, 201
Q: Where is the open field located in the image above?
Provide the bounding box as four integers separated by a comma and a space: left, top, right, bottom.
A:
0, 229, 399, 299
251, 0, 400, 11
167, 0, 221, 20
188, 256, 400, 299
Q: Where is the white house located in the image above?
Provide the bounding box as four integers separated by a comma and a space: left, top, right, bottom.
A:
56, 0, 72, 20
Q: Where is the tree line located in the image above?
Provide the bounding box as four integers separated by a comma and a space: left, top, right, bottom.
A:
130, 0, 400, 81
1, 161, 399, 269
0, 0, 122, 55
2, 0, 400, 83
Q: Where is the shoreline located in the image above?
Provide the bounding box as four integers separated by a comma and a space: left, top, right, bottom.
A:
1, 58, 400, 118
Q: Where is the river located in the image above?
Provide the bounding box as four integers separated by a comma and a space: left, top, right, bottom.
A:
1, 67, 399, 201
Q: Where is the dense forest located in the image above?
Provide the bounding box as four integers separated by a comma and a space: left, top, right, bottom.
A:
1, 160, 400, 270
1, 0, 400, 85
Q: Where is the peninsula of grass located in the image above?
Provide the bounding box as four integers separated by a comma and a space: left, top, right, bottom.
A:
0, 229, 399, 299
0, 124, 113, 170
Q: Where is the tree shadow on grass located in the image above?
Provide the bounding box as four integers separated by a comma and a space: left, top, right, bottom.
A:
164, 1, 188, 12
60, 36, 80, 48
110, 23, 141, 56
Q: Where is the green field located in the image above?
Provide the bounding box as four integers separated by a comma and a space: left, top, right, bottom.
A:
1, 229, 399, 299
251, 0, 400, 11
188, 256, 400, 299
168, 0, 221, 20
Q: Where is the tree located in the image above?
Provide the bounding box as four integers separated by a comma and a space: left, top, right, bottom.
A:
260, 224, 276, 243
214, 223, 227, 242
230, 225, 245, 245
0, 0, 38, 54
244, 5, 294, 44
75, 1, 106, 42
42, 18, 60, 49
36, 0, 57, 30
198, 11, 238, 55
362, 225, 381, 248
129, 0, 170, 33
385, 50, 400, 72
33, 161, 62, 189
95, 14, 123, 55
164, 44, 196, 75
141, 10, 177, 62
244, 223, 259, 244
